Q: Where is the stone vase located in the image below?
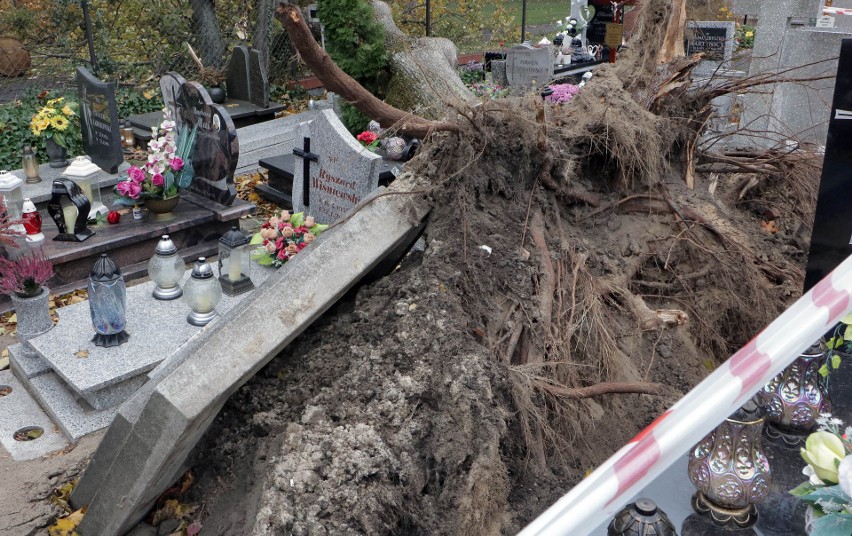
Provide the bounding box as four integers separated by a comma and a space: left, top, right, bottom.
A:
45, 138, 69, 168
11, 286, 53, 343
688, 402, 771, 528
144, 196, 179, 221
756, 343, 831, 444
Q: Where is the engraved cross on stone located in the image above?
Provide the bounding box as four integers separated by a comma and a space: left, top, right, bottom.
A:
293, 136, 319, 207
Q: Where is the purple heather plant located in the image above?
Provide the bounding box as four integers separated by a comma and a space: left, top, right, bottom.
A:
546, 83, 580, 104
0, 252, 54, 297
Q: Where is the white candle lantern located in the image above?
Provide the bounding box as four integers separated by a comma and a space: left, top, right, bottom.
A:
64, 156, 108, 219
217, 226, 254, 296
182, 257, 222, 326
148, 235, 186, 300
0, 169, 24, 222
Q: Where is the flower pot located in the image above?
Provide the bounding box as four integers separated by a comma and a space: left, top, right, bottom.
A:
207, 86, 225, 104
144, 196, 180, 221
756, 343, 831, 445
10, 286, 53, 342
45, 138, 69, 168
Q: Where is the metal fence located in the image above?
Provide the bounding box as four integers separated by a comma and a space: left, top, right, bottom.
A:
0, 0, 303, 104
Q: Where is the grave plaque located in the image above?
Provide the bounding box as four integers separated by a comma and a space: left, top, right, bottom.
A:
76, 67, 123, 174
249, 49, 270, 108
685, 21, 735, 63
175, 82, 239, 206
505, 44, 553, 88
225, 46, 251, 102
804, 39, 852, 291
291, 109, 383, 223
587, 2, 615, 44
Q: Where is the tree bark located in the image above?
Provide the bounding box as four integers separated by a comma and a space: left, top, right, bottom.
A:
274, 3, 459, 138
189, 0, 227, 69
658, 0, 686, 63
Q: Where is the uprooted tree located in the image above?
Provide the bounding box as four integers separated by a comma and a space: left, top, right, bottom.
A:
274, 0, 820, 486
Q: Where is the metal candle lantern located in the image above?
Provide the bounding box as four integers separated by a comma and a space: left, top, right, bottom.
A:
22, 145, 41, 184
607, 498, 677, 536
688, 401, 771, 529
218, 226, 254, 296
183, 257, 222, 326
0, 169, 24, 222
88, 253, 129, 347
120, 120, 135, 152
148, 235, 186, 300
64, 156, 108, 219
46, 178, 94, 242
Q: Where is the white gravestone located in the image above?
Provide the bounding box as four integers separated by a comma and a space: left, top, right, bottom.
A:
291, 110, 383, 224
506, 44, 554, 88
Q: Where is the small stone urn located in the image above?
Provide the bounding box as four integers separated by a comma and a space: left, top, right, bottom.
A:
755, 342, 831, 445
11, 286, 54, 351
688, 401, 771, 529
607, 498, 677, 536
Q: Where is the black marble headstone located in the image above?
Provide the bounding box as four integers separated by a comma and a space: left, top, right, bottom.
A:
249, 49, 269, 108
685, 27, 728, 61
175, 82, 239, 206
225, 46, 251, 102
804, 39, 852, 292
76, 67, 123, 174
159, 72, 187, 129
587, 3, 615, 45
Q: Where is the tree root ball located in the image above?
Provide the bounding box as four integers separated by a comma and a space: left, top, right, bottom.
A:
0, 37, 31, 78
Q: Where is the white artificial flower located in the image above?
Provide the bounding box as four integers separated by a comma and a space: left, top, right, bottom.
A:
817, 413, 833, 427
839, 456, 852, 497
161, 120, 176, 132
831, 418, 844, 426
804, 465, 826, 486
556, 19, 562, 25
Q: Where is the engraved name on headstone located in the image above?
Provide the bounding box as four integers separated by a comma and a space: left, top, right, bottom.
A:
76, 67, 123, 174
506, 44, 553, 88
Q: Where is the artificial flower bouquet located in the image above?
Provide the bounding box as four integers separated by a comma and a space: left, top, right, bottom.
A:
250, 211, 328, 268
791, 414, 852, 534
113, 113, 197, 204
30, 95, 78, 149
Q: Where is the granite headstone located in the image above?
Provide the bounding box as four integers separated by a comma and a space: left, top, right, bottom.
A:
506, 44, 553, 88
174, 81, 239, 206
225, 46, 251, 102
804, 39, 852, 291
249, 49, 270, 108
76, 67, 123, 174
686, 21, 736, 67
159, 72, 187, 129
291, 109, 383, 223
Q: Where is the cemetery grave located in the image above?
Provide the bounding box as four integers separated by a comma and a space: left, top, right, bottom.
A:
4, 0, 852, 534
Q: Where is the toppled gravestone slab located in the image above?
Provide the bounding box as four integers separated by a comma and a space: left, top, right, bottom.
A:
71, 173, 432, 536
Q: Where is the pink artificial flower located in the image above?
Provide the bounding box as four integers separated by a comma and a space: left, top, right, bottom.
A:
266, 242, 277, 254
277, 249, 288, 260
304, 216, 315, 228
297, 242, 307, 251
269, 216, 279, 227
170, 157, 184, 171
303, 232, 315, 244
151, 173, 164, 186
280, 210, 290, 221
295, 226, 309, 234
276, 236, 285, 249
127, 166, 145, 184
282, 227, 294, 238
116, 180, 141, 199
286, 244, 298, 255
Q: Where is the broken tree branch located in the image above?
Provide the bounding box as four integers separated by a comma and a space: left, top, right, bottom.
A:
275, 3, 459, 138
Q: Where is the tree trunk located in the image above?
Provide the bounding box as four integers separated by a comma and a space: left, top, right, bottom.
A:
189, 0, 226, 69
253, 0, 274, 74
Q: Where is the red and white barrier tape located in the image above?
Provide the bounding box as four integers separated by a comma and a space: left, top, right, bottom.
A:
823, 6, 852, 16
519, 254, 852, 536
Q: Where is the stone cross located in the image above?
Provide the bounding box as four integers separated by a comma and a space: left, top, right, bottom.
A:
293, 137, 318, 207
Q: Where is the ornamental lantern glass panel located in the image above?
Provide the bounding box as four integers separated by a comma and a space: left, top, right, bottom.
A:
0, 169, 24, 222
88, 253, 129, 347
22, 145, 41, 184
183, 257, 222, 326
64, 156, 107, 219
218, 226, 254, 296
148, 235, 186, 300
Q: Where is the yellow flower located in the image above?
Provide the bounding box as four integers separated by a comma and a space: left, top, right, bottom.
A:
51, 115, 69, 131
47, 97, 64, 106
143, 90, 154, 100
719, 6, 728, 11
745, 31, 754, 38
62, 105, 74, 116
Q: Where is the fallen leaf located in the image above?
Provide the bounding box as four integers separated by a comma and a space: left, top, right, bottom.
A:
0, 325, 5, 335
7, 313, 16, 324
48, 507, 85, 536
74, 350, 89, 359
703, 359, 716, 371
0, 355, 8, 370
760, 220, 779, 233
0, 385, 11, 396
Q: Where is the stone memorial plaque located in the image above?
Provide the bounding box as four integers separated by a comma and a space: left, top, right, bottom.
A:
175, 82, 239, 206
506, 44, 553, 88
160, 72, 187, 128
804, 39, 852, 291
686, 21, 735, 63
225, 46, 251, 102
76, 67, 123, 174
587, 2, 615, 44
291, 109, 382, 223
249, 49, 270, 108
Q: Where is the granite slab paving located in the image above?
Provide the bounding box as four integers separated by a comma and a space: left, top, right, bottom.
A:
29, 262, 276, 397
8, 342, 52, 379
26, 372, 118, 442
0, 370, 69, 460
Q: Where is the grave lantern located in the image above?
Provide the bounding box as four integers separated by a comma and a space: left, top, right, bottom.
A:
607, 498, 676, 536
148, 235, 186, 300
183, 257, 222, 326
22, 145, 41, 184
217, 226, 254, 296
0, 169, 24, 222
88, 253, 129, 347
64, 156, 108, 219
120, 120, 135, 151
